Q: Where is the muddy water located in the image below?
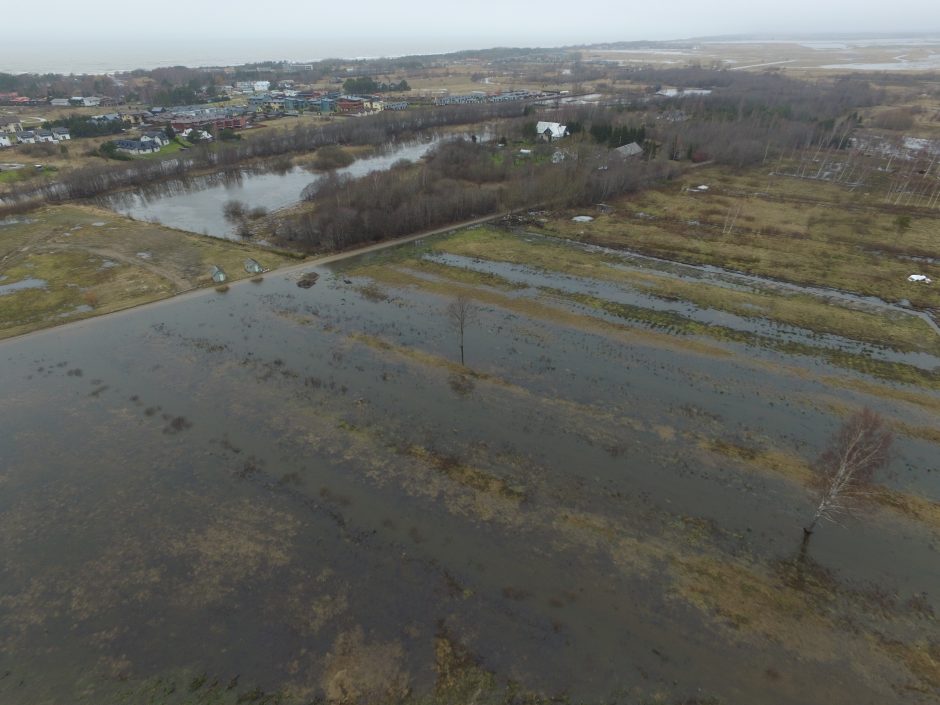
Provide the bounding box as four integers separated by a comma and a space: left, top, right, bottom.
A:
96, 139, 443, 238
1, 242, 939, 703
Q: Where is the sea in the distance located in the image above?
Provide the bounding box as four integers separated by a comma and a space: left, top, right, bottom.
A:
0, 37, 475, 75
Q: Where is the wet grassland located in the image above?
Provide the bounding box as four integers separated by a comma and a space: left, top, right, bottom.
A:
0, 205, 301, 340
1, 166, 940, 704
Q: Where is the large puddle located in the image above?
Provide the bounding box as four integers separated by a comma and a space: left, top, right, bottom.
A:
1, 233, 938, 703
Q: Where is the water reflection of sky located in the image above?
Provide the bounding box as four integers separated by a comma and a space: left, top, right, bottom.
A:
1, 247, 938, 704
99, 140, 443, 238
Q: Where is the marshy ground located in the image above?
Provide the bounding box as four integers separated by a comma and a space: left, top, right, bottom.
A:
0, 205, 300, 340
1, 182, 938, 702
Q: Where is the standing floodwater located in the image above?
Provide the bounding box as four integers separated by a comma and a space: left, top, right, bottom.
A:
97, 139, 443, 238
1, 228, 938, 704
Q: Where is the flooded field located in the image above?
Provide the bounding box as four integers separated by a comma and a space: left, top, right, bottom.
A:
1, 225, 939, 704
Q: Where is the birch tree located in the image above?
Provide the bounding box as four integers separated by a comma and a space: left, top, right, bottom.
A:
447, 294, 478, 366
803, 408, 893, 545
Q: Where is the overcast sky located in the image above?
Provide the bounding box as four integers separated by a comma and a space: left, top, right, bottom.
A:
4, 0, 940, 72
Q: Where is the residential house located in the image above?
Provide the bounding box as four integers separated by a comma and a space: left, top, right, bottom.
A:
140, 130, 170, 147
0, 133, 12, 148
51, 127, 71, 141
536, 121, 568, 141
383, 100, 408, 111
253, 81, 270, 93
336, 97, 364, 114
17, 131, 36, 144
283, 96, 310, 111
614, 142, 643, 158
2, 121, 22, 133
92, 113, 122, 124
318, 97, 336, 114
490, 90, 531, 102
70, 96, 102, 107
36, 129, 57, 143
435, 92, 486, 106
50, 98, 70, 107
180, 128, 212, 141
123, 111, 153, 125
114, 139, 159, 155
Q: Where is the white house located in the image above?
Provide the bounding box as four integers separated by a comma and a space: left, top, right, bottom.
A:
51, 127, 70, 141
71, 96, 102, 107
140, 130, 170, 147
536, 121, 568, 141
253, 81, 270, 93
50, 98, 70, 107
0, 133, 12, 148
17, 131, 36, 144
35, 129, 56, 143
180, 128, 212, 141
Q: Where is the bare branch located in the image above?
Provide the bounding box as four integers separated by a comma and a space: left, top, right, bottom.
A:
446, 294, 479, 366
805, 408, 893, 538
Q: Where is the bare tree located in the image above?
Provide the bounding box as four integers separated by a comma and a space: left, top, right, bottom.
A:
803, 408, 893, 546
446, 294, 478, 366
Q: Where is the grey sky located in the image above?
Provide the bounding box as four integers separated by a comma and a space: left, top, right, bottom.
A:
17, 0, 939, 40
4, 0, 939, 73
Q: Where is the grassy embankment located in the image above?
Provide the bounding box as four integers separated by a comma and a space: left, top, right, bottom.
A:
0, 204, 302, 340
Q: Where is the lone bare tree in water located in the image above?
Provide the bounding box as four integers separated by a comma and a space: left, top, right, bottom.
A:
802, 408, 893, 549
446, 294, 478, 366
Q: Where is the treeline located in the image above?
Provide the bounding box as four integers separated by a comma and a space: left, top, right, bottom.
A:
343, 77, 410, 94
0, 101, 529, 213
625, 67, 882, 123
274, 139, 677, 251
542, 68, 883, 168
42, 114, 125, 137
589, 123, 646, 148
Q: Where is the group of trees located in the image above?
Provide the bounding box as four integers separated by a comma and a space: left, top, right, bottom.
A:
343, 76, 410, 94
588, 122, 646, 149
42, 114, 125, 138
273, 138, 677, 252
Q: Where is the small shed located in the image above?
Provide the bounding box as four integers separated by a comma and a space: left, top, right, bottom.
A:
210, 265, 227, 283
615, 142, 643, 158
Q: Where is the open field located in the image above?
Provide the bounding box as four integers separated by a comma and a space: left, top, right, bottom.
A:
0, 204, 301, 339
533, 164, 940, 314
